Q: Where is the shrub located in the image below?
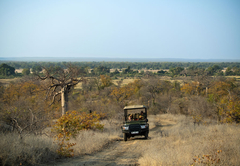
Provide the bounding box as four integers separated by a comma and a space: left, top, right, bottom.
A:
52, 111, 104, 157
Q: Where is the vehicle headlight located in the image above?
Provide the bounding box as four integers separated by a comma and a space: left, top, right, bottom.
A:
123, 126, 129, 130
141, 125, 147, 129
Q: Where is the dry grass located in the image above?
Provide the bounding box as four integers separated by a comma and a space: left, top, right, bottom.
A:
74, 77, 138, 89
138, 69, 169, 73
225, 76, 240, 80
0, 119, 122, 165
1, 114, 239, 165
74, 81, 83, 89
112, 78, 136, 87
73, 77, 137, 89
15, 69, 23, 73
0, 78, 20, 86
139, 114, 240, 166
71, 119, 122, 155
0, 133, 58, 166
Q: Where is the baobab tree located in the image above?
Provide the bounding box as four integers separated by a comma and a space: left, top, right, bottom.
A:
36, 65, 86, 116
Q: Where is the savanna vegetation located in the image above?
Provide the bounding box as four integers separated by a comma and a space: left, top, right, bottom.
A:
1, 61, 240, 70
0, 62, 239, 165
0, 61, 240, 79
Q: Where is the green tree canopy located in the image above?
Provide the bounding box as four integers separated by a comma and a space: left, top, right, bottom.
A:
0, 63, 15, 76
32, 65, 42, 74
22, 68, 30, 75
169, 67, 184, 76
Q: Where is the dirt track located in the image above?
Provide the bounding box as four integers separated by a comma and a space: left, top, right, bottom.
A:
50, 116, 176, 166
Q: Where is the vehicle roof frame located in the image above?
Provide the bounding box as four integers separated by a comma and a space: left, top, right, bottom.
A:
123, 105, 147, 121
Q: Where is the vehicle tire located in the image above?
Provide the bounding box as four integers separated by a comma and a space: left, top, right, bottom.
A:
123, 133, 127, 141
144, 132, 148, 139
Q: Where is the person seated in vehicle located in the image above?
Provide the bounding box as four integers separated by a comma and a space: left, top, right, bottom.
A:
128, 114, 133, 121
139, 111, 146, 120
135, 113, 139, 120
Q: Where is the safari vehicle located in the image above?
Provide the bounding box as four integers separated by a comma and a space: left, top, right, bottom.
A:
121, 105, 149, 141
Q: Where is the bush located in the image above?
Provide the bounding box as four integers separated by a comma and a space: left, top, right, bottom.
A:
52, 111, 104, 157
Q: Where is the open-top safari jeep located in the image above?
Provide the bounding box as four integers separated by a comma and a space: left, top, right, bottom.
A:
121, 105, 149, 141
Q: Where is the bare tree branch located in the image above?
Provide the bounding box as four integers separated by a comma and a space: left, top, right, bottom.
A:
36, 64, 85, 116
50, 91, 61, 106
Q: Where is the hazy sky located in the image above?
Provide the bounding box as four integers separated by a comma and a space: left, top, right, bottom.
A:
0, 0, 240, 59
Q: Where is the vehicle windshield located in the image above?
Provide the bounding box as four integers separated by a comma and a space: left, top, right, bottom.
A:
127, 109, 146, 121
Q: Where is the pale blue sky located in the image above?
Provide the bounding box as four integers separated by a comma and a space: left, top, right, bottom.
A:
0, 0, 239, 59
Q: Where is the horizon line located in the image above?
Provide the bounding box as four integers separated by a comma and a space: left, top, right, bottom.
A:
0, 57, 240, 63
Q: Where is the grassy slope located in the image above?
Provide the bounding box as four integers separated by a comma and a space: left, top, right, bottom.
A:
1, 114, 239, 165
139, 114, 240, 165
0, 119, 122, 165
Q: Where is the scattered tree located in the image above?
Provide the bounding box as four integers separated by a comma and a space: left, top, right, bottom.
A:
36, 65, 86, 116
22, 68, 31, 75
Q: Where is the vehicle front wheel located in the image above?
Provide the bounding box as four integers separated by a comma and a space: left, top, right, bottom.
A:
123, 133, 127, 141
144, 132, 148, 139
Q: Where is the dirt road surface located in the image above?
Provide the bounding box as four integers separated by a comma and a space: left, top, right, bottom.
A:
49, 115, 176, 166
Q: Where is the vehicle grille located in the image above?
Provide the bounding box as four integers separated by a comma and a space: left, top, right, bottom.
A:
129, 124, 140, 131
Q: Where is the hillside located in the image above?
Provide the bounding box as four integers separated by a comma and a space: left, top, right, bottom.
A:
46, 114, 240, 166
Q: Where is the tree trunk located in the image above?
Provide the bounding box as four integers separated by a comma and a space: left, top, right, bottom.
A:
61, 87, 68, 116
206, 87, 208, 97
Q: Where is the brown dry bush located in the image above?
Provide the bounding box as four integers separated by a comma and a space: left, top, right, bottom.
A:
188, 96, 216, 120
69, 85, 126, 120
149, 94, 174, 114
0, 79, 59, 136
0, 78, 62, 165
